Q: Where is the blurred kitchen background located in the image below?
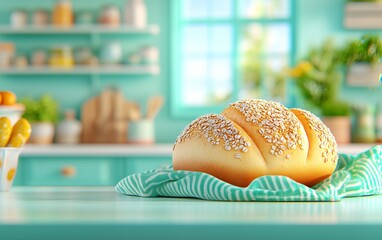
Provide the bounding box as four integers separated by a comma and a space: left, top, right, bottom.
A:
1, 0, 382, 186
1, 0, 382, 180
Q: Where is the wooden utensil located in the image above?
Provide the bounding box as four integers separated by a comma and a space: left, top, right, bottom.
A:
125, 101, 141, 121
81, 96, 97, 143
147, 96, 164, 119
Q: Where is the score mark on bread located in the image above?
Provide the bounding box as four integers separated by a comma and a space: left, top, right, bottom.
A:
173, 99, 338, 187
175, 114, 251, 153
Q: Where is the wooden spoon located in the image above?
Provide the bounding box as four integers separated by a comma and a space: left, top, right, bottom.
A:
147, 96, 164, 119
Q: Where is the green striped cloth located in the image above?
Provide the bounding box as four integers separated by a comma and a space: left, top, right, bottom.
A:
116, 146, 382, 201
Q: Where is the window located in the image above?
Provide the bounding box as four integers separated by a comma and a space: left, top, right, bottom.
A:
171, 0, 294, 117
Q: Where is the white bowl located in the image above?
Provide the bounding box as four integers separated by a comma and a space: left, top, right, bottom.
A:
0, 148, 22, 192
0, 104, 25, 125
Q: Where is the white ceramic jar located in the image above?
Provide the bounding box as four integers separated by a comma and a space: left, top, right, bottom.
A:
100, 42, 122, 65
125, 0, 147, 28
127, 118, 154, 144
140, 46, 159, 64
11, 10, 28, 28
99, 5, 120, 26
56, 109, 82, 144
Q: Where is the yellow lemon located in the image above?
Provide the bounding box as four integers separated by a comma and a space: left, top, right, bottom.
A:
8, 118, 31, 147
7, 133, 26, 148
0, 117, 12, 147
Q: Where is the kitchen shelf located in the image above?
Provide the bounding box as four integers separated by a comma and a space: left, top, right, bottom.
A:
22, 144, 174, 157
0, 24, 160, 34
0, 65, 160, 75
344, 2, 382, 29
20, 143, 379, 157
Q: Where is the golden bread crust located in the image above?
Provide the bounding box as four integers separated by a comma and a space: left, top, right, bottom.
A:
173, 100, 338, 187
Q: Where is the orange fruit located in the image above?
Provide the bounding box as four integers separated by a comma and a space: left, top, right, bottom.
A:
0, 94, 2, 104
0, 91, 17, 105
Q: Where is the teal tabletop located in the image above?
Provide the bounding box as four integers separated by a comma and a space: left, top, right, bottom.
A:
1, 187, 382, 240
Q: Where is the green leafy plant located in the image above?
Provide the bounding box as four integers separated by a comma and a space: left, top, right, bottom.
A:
322, 100, 351, 117
339, 34, 382, 65
20, 95, 59, 123
290, 40, 344, 113
290, 39, 353, 117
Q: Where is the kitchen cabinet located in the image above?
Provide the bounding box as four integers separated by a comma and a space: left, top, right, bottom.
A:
124, 157, 171, 176
17, 157, 123, 186
11, 143, 378, 186
14, 156, 172, 187
13, 144, 174, 186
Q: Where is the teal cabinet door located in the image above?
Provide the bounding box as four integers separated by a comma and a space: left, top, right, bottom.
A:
19, 157, 123, 186
124, 157, 172, 176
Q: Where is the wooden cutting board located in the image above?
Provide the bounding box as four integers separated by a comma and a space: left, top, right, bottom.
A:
81, 88, 128, 143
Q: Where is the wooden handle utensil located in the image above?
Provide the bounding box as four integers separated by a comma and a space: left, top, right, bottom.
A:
147, 96, 164, 119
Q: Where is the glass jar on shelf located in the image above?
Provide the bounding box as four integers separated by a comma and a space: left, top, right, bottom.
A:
52, 0, 73, 27
99, 5, 120, 26
33, 9, 49, 26
100, 42, 122, 65
125, 0, 147, 28
140, 46, 159, 64
56, 109, 82, 144
376, 104, 382, 143
49, 46, 74, 68
31, 49, 47, 66
11, 9, 28, 28
76, 11, 94, 25
74, 47, 93, 65
352, 103, 376, 143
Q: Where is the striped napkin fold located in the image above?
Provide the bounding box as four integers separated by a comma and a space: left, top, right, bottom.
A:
116, 145, 382, 202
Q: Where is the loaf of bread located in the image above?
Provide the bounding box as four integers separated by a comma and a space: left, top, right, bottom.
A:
173, 99, 338, 187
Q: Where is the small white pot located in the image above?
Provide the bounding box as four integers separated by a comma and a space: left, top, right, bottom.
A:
127, 119, 154, 144
29, 122, 55, 144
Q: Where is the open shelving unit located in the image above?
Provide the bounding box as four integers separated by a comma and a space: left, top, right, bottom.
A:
344, 2, 382, 29
0, 24, 160, 34
0, 65, 160, 75
0, 24, 161, 77
21, 143, 379, 156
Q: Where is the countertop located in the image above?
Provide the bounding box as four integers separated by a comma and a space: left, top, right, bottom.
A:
1, 187, 382, 240
20, 143, 380, 156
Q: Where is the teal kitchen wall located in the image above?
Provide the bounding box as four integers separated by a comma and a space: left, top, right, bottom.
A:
0, 0, 381, 143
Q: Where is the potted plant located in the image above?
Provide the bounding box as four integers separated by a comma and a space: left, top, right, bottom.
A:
321, 100, 352, 144
290, 40, 342, 109
340, 34, 382, 87
20, 95, 59, 144
290, 40, 352, 143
